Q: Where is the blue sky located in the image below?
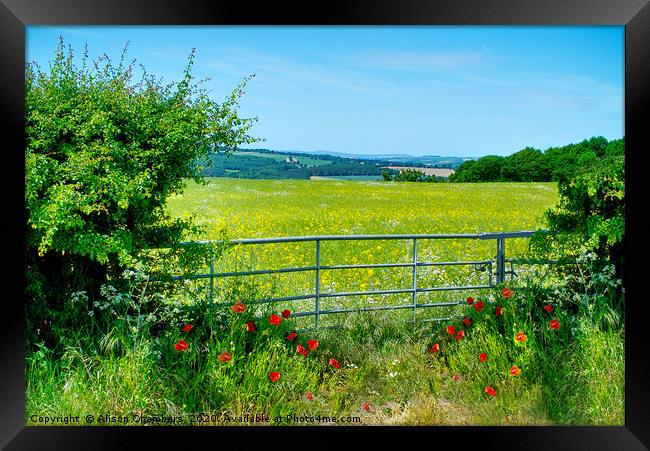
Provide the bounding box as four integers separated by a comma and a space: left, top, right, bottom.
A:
26, 26, 624, 157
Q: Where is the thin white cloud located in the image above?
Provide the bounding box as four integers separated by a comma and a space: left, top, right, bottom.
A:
465, 72, 622, 112
464, 75, 516, 87
524, 74, 622, 111
202, 46, 621, 115
350, 51, 488, 71
204, 47, 398, 96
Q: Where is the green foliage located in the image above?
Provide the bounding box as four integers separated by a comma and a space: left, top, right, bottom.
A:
516, 263, 624, 424
450, 136, 624, 183
544, 136, 609, 182
531, 153, 624, 278
25, 38, 258, 335
449, 155, 505, 182
382, 169, 441, 182
500, 147, 551, 182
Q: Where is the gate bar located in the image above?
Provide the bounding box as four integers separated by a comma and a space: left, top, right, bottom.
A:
412, 238, 418, 324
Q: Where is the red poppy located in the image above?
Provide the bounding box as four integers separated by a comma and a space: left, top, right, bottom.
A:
463, 317, 472, 326
286, 331, 298, 341
466, 297, 474, 305
218, 351, 232, 363
174, 340, 188, 352
363, 403, 370, 412
495, 305, 503, 316
455, 330, 465, 341
453, 373, 460, 382
281, 309, 291, 319
329, 357, 341, 369
446, 325, 456, 335
269, 371, 281, 382
269, 314, 282, 326
182, 323, 193, 333
230, 300, 246, 313
509, 365, 522, 376
550, 319, 561, 330
485, 386, 497, 396
515, 331, 527, 342
305, 391, 314, 401
479, 353, 487, 363
501, 287, 513, 299
544, 304, 553, 312
474, 301, 485, 312
246, 321, 256, 332
307, 339, 319, 351
429, 343, 440, 353
296, 344, 309, 357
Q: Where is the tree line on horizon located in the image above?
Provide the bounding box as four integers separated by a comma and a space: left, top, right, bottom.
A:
449, 136, 624, 183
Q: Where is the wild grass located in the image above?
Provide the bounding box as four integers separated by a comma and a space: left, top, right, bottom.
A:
26, 270, 624, 426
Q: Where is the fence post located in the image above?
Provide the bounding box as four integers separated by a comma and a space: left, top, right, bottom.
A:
412, 238, 418, 325
315, 239, 321, 329
496, 238, 506, 285
209, 260, 214, 306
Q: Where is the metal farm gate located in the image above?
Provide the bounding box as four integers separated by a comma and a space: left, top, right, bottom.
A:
161, 230, 551, 330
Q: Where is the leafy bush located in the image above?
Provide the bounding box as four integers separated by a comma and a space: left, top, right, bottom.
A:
25, 38, 258, 345
382, 169, 444, 182
531, 153, 624, 280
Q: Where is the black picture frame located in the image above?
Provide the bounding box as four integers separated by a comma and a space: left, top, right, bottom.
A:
3, 0, 649, 448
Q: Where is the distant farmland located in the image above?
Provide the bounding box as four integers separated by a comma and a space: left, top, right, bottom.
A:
201, 148, 466, 180
241, 151, 333, 167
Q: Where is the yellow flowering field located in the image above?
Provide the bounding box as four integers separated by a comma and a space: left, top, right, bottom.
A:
165, 178, 559, 327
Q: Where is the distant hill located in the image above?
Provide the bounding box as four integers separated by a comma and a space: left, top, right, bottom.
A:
201, 148, 469, 180
244, 148, 471, 167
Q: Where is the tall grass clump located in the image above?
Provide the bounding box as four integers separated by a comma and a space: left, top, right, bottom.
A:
534, 256, 625, 424
26, 272, 340, 425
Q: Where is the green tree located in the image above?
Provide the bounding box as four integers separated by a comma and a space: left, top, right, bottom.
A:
501, 147, 551, 181
603, 138, 625, 158
450, 155, 505, 182
544, 136, 612, 182
25, 39, 258, 321
449, 160, 475, 182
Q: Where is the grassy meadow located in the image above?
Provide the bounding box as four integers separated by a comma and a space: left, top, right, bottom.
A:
165, 178, 560, 328
167, 178, 558, 239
